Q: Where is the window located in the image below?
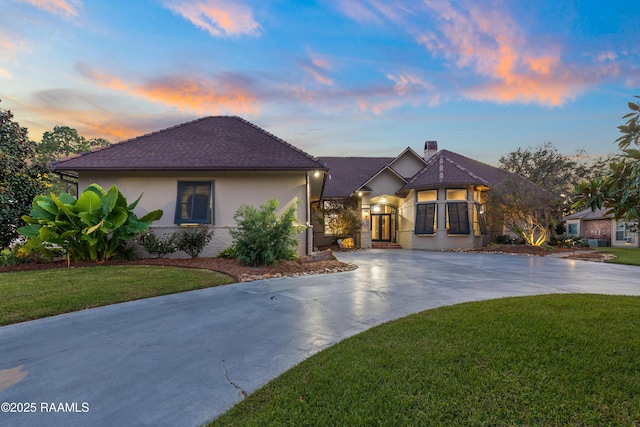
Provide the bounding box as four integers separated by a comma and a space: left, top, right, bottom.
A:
446, 189, 467, 200
415, 203, 436, 235
417, 190, 437, 202
616, 220, 628, 241
447, 202, 470, 235
175, 181, 213, 224
474, 204, 487, 236
567, 223, 578, 236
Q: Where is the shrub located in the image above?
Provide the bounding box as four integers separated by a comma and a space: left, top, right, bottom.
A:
492, 234, 515, 245
17, 184, 163, 262
549, 234, 585, 247
137, 229, 179, 258
230, 198, 305, 266
217, 246, 237, 259
176, 227, 213, 258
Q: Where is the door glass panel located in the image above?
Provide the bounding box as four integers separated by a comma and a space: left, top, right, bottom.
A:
372, 215, 381, 240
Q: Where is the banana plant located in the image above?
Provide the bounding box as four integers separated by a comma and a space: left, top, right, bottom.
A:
18, 184, 162, 263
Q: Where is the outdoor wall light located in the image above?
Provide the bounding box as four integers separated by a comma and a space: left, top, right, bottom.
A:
313, 171, 321, 178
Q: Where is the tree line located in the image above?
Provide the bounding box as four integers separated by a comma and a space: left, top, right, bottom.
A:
2, 96, 639, 250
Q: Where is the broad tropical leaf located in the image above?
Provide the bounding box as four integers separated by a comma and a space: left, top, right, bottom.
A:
76, 191, 102, 215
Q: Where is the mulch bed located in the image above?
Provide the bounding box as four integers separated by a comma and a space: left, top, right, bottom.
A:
0, 256, 358, 282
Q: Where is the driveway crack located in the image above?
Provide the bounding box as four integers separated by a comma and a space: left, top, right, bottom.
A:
221, 359, 248, 399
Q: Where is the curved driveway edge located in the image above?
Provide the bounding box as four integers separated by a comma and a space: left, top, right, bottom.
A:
1, 250, 639, 426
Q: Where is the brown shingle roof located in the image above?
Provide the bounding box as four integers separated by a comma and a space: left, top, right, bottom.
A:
404, 150, 522, 189
53, 116, 327, 172
562, 207, 612, 221
319, 157, 394, 198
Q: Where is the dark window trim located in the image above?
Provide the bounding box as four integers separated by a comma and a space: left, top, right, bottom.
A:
174, 181, 213, 225
447, 202, 470, 235
415, 203, 436, 235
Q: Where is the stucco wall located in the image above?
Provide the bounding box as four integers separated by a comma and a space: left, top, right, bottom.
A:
390, 152, 425, 178
397, 188, 484, 250
78, 171, 310, 257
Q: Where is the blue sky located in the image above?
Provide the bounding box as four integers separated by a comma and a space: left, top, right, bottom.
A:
1, 0, 639, 165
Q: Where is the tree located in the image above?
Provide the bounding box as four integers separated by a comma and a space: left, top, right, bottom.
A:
38, 126, 110, 162
487, 177, 552, 246
0, 102, 51, 249
498, 141, 610, 224
574, 96, 640, 227
315, 197, 362, 243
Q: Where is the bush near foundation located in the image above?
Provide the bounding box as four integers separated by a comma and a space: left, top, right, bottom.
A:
230, 198, 304, 266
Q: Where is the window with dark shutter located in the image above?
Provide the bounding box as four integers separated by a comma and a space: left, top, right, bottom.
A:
447, 202, 470, 235
175, 182, 213, 224
415, 203, 436, 234
476, 204, 487, 235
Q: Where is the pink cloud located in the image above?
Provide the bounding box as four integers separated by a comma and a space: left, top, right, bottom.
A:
162, 0, 260, 37
417, 0, 595, 106
15, 0, 81, 17
77, 64, 259, 115
386, 72, 434, 96
299, 51, 335, 86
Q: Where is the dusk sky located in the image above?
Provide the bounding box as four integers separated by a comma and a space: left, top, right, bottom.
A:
1, 0, 639, 165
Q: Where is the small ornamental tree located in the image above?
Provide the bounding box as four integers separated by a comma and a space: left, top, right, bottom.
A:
487, 177, 551, 247
18, 184, 162, 263
229, 198, 304, 266
315, 198, 362, 243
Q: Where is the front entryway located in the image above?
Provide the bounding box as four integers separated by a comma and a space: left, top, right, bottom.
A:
371, 213, 391, 241
371, 205, 396, 242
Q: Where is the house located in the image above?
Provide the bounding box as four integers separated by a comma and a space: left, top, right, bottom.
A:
53, 116, 328, 257
314, 142, 524, 250
562, 207, 639, 248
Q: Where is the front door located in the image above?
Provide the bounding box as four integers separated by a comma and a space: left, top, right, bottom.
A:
371, 213, 391, 241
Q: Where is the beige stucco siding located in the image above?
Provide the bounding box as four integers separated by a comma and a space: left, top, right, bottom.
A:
397, 188, 483, 250
366, 170, 406, 197
77, 171, 310, 257
389, 153, 425, 178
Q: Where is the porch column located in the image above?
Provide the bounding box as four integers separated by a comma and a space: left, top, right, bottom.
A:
360, 198, 372, 249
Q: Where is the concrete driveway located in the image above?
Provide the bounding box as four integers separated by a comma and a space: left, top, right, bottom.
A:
1, 250, 640, 427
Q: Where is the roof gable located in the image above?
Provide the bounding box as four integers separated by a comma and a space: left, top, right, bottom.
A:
405, 150, 519, 189
53, 116, 326, 172
319, 157, 393, 198
388, 147, 427, 178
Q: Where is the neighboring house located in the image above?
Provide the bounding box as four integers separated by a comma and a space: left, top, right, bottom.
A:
562, 207, 640, 248
53, 116, 328, 257
315, 142, 523, 251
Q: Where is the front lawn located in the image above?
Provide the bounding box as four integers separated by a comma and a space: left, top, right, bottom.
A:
210, 294, 640, 426
0, 266, 234, 326
596, 247, 640, 266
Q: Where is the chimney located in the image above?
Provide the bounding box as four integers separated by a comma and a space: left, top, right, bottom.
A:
424, 140, 438, 160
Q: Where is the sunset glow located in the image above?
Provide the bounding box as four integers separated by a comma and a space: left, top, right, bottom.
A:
1, 0, 637, 163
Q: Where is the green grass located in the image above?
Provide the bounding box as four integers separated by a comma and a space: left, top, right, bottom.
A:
596, 247, 640, 266
0, 266, 234, 326
210, 294, 640, 426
